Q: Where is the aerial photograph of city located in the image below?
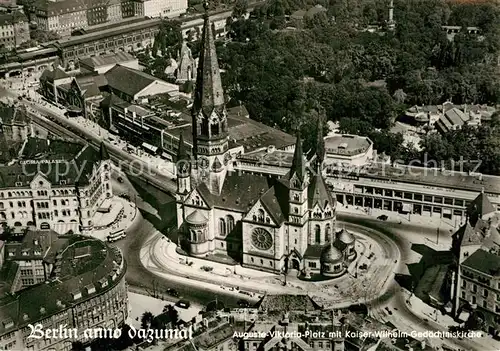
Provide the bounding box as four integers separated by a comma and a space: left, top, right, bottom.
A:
0, 0, 499, 350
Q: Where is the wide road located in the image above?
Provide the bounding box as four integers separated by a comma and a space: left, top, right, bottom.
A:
339, 213, 494, 351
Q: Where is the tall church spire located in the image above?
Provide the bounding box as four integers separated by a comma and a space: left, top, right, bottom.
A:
190, 0, 230, 195
290, 132, 307, 183
193, 1, 225, 118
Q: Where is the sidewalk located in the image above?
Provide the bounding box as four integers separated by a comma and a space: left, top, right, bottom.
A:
143, 226, 397, 308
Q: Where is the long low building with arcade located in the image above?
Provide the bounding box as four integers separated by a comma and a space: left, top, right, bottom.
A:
236, 133, 500, 225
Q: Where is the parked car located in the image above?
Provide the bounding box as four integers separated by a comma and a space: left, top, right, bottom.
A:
377, 215, 388, 221
166, 288, 179, 297
176, 300, 190, 309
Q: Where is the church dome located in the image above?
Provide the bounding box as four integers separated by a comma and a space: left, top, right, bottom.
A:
321, 244, 343, 264
186, 210, 208, 225
337, 229, 355, 244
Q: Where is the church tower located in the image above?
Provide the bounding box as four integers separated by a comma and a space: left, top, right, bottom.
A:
191, 1, 230, 195
308, 117, 336, 246
287, 133, 310, 254
388, 0, 396, 31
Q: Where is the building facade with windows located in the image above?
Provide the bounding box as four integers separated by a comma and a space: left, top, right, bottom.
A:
0, 139, 112, 234
0, 11, 30, 49
0, 234, 128, 351
451, 192, 500, 337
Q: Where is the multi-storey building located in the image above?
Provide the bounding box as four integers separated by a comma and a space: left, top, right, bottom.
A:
30, 0, 187, 36
0, 10, 29, 49
0, 138, 112, 234
451, 192, 500, 337
0, 233, 128, 351
107, 0, 122, 22
134, 0, 187, 18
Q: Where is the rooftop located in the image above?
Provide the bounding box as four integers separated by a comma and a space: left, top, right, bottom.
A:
0, 102, 29, 126
79, 51, 136, 70
324, 134, 372, 156
0, 234, 124, 334
328, 163, 500, 195
0, 139, 104, 187
462, 249, 500, 276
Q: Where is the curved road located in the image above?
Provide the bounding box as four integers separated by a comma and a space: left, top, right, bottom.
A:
6, 86, 494, 350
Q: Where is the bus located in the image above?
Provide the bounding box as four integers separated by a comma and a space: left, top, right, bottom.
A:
107, 229, 126, 242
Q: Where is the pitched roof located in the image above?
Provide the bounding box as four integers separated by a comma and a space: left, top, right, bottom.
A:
289, 133, 306, 182
259, 185, 288, 225
40, 67, 69, 82
105, 64, 157, 97
467, 192, 495, 219
214, 173, 272, 212
99, 142, 110, 160
176, 132, 189, 161
0, 103, 29, 126
462, 249, 500, 276
308, 173, 334, 210
192, 12, 225, 119
79, 51, 136, 69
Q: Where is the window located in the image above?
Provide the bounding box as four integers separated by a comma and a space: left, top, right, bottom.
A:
315, 225, 321, 243
325, 224, 331, 242
462, 281, 466, 288
484, 289, 489, 297
260, 259, 263, 265
461, 291, 466, 299
218, 218, 226, 235
472, 284, 477, 293
308, 262, 316, 268
257, 209, 265, 222
226, 215, 234, 233
251, 257, 254, 263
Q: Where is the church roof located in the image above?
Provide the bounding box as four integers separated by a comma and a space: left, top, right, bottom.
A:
259, 185, 289, 225
177, 132, 189, 161
337, 229, 355, 244
452, 221, 487, 247
467, 191, 495, 219
99, 142, 110, 160
308, 172, 334, 210
186, 210, 208, 225
208, 173, 272, 212
321, 244, 343, 263
289, 133, 306, 182
192, 8, 225, 118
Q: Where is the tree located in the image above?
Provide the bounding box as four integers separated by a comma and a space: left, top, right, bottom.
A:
232, 0, 248, 19
141, 311, 154, 329
30, 29, 60, 43
163, 305, 179, 325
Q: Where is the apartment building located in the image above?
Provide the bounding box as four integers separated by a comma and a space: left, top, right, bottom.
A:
0, 138, 112, 234
451, 192, 500, 337
134, 0, 187, 18
0, 233, 128, 350
0, 10, 29, 49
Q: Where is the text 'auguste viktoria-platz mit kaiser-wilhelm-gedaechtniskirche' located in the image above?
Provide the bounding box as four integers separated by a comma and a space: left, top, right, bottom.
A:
174, 4, 356, 280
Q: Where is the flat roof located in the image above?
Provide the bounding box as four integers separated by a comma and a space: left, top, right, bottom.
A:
324, 134, 371, 156
331, 163, 500, 194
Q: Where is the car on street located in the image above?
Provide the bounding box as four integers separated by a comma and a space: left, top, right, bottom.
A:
176, 300, 190, 309
377, 215, 388, 221
166, 288, 179, 297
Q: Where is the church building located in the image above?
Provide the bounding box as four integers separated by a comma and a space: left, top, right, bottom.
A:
175, 3, 356, 278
